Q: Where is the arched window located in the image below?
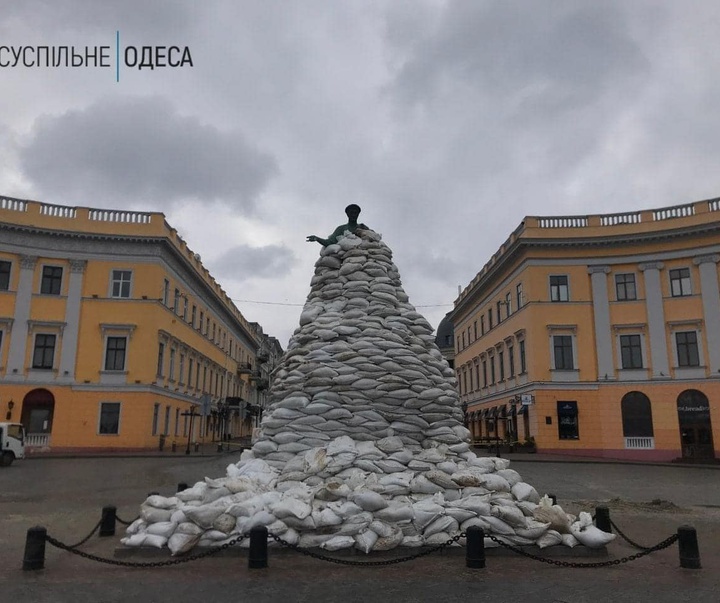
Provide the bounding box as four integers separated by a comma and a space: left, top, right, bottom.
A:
621, 391, 653, 437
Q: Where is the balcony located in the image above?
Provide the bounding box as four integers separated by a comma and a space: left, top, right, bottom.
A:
237, 362, 252, 375
624, 437, 654, 450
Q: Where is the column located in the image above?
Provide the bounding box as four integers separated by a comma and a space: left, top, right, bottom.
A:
639, 261, 669, 378
6, 255, 36, 380
58, 259, 86, 381
589, 265, 613, 380
694, 254, 720, 377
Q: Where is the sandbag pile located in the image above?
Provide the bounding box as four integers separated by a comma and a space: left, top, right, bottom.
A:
122, 229, 610, 554
252, 228, 466, 467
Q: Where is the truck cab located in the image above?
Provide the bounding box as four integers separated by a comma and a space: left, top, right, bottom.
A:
0, 422, 26, 466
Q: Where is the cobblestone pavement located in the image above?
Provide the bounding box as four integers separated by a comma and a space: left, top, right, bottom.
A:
1, 453, 719, 602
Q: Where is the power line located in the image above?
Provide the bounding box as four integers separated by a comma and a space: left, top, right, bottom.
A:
231, 298, 452, 308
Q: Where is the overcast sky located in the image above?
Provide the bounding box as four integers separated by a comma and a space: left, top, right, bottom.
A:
2, 0, 720, 347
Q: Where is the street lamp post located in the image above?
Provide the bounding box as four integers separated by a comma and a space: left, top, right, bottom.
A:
180, 408, 198, 455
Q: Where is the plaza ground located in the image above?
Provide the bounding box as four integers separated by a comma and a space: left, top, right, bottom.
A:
1, 451, 719, 602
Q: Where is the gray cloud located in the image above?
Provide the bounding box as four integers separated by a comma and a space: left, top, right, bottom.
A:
18, 95, 277, 211
210, 244, 297, 282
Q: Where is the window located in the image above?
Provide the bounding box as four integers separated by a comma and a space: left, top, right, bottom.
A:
482, 359, 487, 387
199, 311, 204, 332
480, 316, 485, 335
670, 268, 691, 297
188, 358, 194, 388
553, 335, 574, 370
105, 337, 127, 371
489, 355, 496, 384
32, 334, 56, 369
508, 344, 515, 377
557, 401, 579, 439
0, 260, 10, 290
162, 279, 169, 305
475, 363, 480, 390
99, 402, 120, 435
488, 308, 493, 329
40, 266, 63, 295
111, 270, 132, 298
505, 292, 512, 316
516, 282, 523, 309
173, 288, 180, 313
473, 321, 477, 340
152, 403, 160, 435
183, 297, 188, 321
615, 273, 636, 301
163, 405, 171, 436
519, 340, 526, 373
496, 301, 503, 323
169, 348, 176, 381
175, 408, 180, 437
620, 334, 643, 369
191, 305, 197, 328
179, 353, 186, 384
498, 350, 505, 381
550, 275, 569, 302
621, 392, 654, 438
462, 332, 466, 348
676, 331, 700, 367
157, 342, 165, 376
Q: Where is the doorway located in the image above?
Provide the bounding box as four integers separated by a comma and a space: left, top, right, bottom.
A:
677, 390, 715, 460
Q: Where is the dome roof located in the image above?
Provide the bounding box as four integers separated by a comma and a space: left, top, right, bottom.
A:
435, 313, 454, 349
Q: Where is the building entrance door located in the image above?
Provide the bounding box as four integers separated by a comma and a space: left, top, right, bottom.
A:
677, 390, 715, 460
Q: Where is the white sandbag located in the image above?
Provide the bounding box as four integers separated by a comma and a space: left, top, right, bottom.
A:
410, 474, 444, 494
424, 532, 452, 545
466, 456, 496, 471
445, 507, 477, 523
321, 535, 356, 551
313, 507, 343, 528
412, 500, 445, 529
146, 521, 177, 538
401, 535, 424, 547
176, 483, 208, 502
515, 519, 551, 540
168, 532, 201, 556
454, 495, 491, 516
491, 505, 527, 528
183, 504, 227, 529
145, 495, 179, 509
480, 474, 511, 492
424, 516, 458, 538
491, 457, 511, 471
536, 530, 563, 549
560, 533, 579, 547
375, 503, 415, 523
570, 512, 616, 548
374, 529, 404, 551
326, 500, 364, 519
354, 529, 379, 553
141, 534, 167, 548
125, 518, 147, 535
212, 513, 237, 533
533, 496, 574, 534
269, 498, 312, 520
496, 469, 522, 486
121, 533, 147, 547
140, 506, 173, 524
511, 482, 541, 503
351, 490, 389, 512
175, 522, 203, 536
170, 509, 187, 524
425, 470, 460, 489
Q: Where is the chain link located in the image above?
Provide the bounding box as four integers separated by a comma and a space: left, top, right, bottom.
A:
64, 519, 103, 549
485, 532, 679, 568
44, 532, 250, 568
267, 531, 466, 566
609, 519, 652, 551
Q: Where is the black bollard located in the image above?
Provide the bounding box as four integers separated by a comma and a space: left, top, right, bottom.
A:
595, 505, 612, 533
177, 482, 188, 493
677, 525, 701, 569
99, 505, 117, 537
23, 526, 47, 571
549, 493, 557, 505
466, 526, 486, 569
248, 526, 268, 569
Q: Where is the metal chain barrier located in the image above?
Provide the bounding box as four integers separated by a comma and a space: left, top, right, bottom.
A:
268, 532, 466, 566
44, 532, 249, 568
485, 532, 679, 568
609, 518, 652, 551
64, 519, 103, 550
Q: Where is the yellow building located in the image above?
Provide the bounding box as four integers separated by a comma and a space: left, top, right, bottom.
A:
0, 196, 281, 453
450, 197, 720, 462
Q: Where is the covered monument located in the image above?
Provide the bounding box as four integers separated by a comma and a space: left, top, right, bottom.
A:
122, 210, 613, 554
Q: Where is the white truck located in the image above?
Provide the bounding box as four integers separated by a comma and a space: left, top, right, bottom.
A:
0, 422, 26, 466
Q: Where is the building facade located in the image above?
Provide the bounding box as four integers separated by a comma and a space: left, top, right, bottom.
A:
0, 196, 280, 453
450, 197, 720, 462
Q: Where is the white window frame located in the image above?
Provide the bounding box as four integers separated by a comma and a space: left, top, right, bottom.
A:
109, 269, 133, 299
103, 335, 128, 372
669, 267, 692, 298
